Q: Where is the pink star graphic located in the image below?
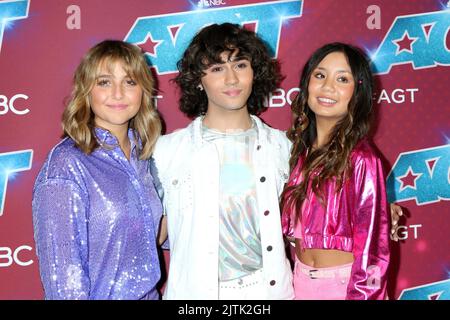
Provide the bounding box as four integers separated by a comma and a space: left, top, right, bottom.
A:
394, 31, 418, 55
397, 167, 422, 192
135, 32, 163, 58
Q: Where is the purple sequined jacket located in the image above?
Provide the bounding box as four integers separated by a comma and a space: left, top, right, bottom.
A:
32, 128, 162, 300
282, 139, 390, 300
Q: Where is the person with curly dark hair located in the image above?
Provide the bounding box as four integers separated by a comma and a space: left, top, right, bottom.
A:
173, 23, 282, 119
153, 23, 294, 299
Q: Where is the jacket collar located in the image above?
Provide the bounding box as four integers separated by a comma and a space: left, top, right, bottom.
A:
94, 127, 140, 153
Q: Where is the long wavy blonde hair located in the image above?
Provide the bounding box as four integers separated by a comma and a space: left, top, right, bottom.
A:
62, 40, 161, 160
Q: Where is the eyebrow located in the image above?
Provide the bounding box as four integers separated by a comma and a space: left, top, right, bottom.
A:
96, 74, 134, 79
228, 56, 248, 62
315, 67, 352, 74
209, 57, 249, 65
96, 74, 113, 78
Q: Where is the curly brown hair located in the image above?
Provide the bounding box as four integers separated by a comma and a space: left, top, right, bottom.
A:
281, 43, 374, 219
173, 23, 282, 118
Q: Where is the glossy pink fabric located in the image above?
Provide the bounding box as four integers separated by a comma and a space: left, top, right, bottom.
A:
281, 139, 390, 300
293, 257, 352, 300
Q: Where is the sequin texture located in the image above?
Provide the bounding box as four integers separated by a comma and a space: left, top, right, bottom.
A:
32, 128, 162, 300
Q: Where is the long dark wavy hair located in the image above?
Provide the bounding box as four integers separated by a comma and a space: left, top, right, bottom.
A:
173, 23, 282, 118
281, 42, 374, 219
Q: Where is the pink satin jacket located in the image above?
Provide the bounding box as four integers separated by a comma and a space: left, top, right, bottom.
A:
282, 139, 390, 300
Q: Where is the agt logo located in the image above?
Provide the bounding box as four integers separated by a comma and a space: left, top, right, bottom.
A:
0, 0, 30, 53
125, 0, 303, 74
371, 9, 450, 74
399, 279, 450, 300
0, 150, 33, 217
386, 145, 450, 205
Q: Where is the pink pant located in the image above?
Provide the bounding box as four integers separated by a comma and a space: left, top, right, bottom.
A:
293, 257, 353, 300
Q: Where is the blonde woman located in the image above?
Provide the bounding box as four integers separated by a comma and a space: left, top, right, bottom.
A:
32, 40, 163, 300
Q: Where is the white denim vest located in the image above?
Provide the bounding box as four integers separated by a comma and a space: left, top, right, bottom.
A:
153, 115, 294, 300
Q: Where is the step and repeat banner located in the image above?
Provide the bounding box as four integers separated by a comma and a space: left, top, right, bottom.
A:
0, 0, 449, 300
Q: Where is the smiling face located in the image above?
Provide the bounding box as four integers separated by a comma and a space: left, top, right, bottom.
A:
307, 51, 355, 123
200, 51, 254, 115
89, 59, 143, 134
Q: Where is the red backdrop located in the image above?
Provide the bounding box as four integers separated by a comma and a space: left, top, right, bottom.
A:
0, 0, 449, 300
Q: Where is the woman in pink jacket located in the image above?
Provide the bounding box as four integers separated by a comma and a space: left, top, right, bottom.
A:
281, 42, 390, 300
